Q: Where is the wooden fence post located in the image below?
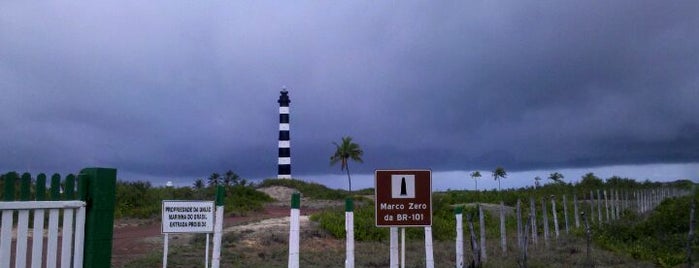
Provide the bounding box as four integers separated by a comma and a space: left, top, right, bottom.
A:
615, 190, 620, 220
596, 190, 603, 225
542, 197, 549, 246
519, 217, 530, 268
500, 201, 507, 255
530, 197, 538, 245
516, 199, 522, 249
479, 204, 487, 263
80, 167, 117, 268
603, 190, 610, 223
687, 197, 695, 268
562, 195, 569, 234
573, 194, 580, 229
582, 212, 592, 268
551, 196, 560, 239
636, 190, 641, 213
610, 190, 615, 221
467, 213, 480, 268
589, 191, 595, 225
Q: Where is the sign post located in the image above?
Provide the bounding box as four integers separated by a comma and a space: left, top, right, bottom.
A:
161, 200, 215, 268
375, 169, 432, 267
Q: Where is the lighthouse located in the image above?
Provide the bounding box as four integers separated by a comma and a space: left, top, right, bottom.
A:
278, 88, 291, 179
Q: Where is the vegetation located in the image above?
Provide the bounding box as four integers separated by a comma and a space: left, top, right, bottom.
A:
470, 170, 481, 192
3, 169, 697, 266
309, 173, 696, 267
548, 172, 564, 184
114, 170, 272, 218
329, 136, 363, 193
492, 167, 507, 192
594, 191, 699, 267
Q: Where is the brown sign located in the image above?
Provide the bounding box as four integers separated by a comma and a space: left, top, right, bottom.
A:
375, 169, 432, 227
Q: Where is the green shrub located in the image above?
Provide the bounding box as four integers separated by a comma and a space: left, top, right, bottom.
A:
114, 180, 272, 219
593, 193, 698, 267
225, 184, 274, 216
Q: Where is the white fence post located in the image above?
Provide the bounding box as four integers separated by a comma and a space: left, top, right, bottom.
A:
551, 196, 560, 239
345, 198, 355, 268
425, 226, 434, 268
212, 186, 225, 268
288, 193, 301, 268
455, 207, 464, 268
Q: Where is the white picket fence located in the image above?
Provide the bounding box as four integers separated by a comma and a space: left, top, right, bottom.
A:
0, 200, 87, 268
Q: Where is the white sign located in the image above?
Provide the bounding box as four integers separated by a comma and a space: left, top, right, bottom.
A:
162, 200, 215, 233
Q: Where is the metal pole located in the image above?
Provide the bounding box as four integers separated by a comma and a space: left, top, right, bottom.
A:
163, 234, 169, 268
401, 228, 406, 268
390, 227, 398, 268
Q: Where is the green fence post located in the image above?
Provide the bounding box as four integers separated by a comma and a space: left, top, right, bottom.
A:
50, 174, 61, 201
4, 172, 17, 201
216, 185, 225, 206
80, 167, 117, 268
36, 174, 46, 201
64, 174, 75, 200
20, 173, 31, 201
77, 173, 87, 201
291, 192, 300, 209
345, 197, 354, 212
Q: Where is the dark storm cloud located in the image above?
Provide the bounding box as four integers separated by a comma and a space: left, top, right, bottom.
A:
1, 1, 697, 182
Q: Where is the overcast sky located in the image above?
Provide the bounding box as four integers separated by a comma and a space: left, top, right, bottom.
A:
1, 1, 698, 189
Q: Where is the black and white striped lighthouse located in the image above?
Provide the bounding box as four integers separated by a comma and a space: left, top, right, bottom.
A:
277, 88, 291, 179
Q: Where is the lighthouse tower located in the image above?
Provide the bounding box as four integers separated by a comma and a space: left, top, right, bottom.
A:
277, 88, 291, 179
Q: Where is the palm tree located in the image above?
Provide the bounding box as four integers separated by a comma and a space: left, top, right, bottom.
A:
207, 172, 221, 187
548, 172, 564, 184
534, 176, 542, 189
470, 171, 482, 192
330, 136, 363, 194
492, 167, 507, 192
223, 170, 240, 186
192, 178, 205, 190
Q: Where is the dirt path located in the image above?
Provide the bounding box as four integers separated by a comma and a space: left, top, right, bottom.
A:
111, 205, 316, 267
